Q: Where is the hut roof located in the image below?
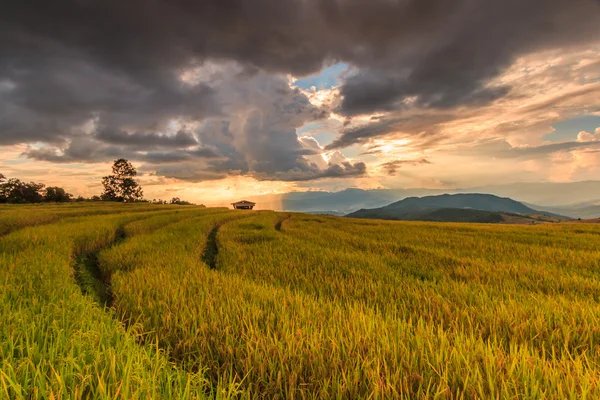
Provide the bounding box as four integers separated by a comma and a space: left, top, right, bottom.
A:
231, 200, 256, 205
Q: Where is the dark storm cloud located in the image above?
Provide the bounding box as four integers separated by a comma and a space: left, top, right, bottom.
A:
151, 159, 367, 183
339, 73, 510, 116
328, 0, 600, 147
95, 128, 198, 148
25, 137, 221, 164
151, 164, 230, 182
257, 161, 367, 182
327, 119, 401, 150
336, 0, 600, 117
2, 0, 600, 178
22, 67, 366, 182
24, 138, 124, 164
2, 0, 597, 111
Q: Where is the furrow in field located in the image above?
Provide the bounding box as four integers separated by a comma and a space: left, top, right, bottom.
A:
73, 207, 228, 305
0, 209, 217, 399
200, 212, 256, 270
8, 205, 600, 398
97, 211, 247, 278
274, 212, 291, 231
201, 225, 220, 269
95, 210, 600, 397
95, 211, 254, 368
74, 250, 114, 307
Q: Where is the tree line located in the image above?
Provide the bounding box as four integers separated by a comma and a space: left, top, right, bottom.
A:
1, 159, 197, 205
0, 173, 73, 203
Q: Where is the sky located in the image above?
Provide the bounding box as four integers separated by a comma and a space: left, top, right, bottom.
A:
1, 0, 600, 205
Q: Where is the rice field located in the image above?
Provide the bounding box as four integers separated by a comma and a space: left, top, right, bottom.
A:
1, 203, 600, 399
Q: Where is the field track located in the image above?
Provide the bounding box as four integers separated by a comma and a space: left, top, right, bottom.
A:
2, 203, 600, 399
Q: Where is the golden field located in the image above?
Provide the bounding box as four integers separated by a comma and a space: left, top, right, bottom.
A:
1, 203, 600, 399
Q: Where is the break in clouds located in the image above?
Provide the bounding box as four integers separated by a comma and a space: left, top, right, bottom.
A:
1, 0, 600, 182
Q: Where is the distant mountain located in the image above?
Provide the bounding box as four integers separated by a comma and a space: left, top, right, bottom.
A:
379, 193, 535, 213
346, 193, 568, 223
246, 181, 600, 214
466, 181, 600, 207
248, 188, 439, 213
526, 202, 600, 220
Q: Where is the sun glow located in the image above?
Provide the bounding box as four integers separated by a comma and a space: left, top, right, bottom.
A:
371, 139, 411, 154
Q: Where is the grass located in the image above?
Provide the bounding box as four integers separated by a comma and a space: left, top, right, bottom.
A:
2, 203, 600, 398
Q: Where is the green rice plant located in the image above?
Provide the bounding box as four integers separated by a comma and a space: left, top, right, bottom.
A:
0, 206, 236, 399
3, 204, 600, 398
100, 210, 600, 398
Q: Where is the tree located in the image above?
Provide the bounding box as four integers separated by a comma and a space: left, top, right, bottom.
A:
170, 197, 194, 205
0, 178, 45, 203
101, 159, 143, 202
0, 174, 5, 203
44, 186, 73, 202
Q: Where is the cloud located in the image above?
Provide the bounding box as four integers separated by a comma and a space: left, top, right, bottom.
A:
325, 150, 350, 165
327, 51, 600, 151
298, 136, 323, 154
0, 55, 219, 146
2, 0, 600, 189
94, 128, 198, 148
381, 159, 431, 176
150, 164, 229, 182
338, 70, 509, 117
24, 135, 221, 165
21, 63, 365, 183
457, 135, 600, 160
2, 1, 598, 126
577, 128, 600, 142
326, 113, 450, 150
258, 161, 367, 182
335, 0, 600, 117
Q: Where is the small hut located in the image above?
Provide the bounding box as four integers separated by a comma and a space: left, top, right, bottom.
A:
231, 200, 256, 210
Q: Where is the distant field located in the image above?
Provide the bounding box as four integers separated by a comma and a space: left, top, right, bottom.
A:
2, 203, 600, 399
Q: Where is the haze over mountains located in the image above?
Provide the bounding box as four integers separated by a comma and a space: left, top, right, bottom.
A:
248, 181, 600, 219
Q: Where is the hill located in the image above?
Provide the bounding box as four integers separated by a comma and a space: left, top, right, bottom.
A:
346, 193, 567, 223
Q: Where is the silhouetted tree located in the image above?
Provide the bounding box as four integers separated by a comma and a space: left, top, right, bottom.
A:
0, 177, 45, 203
170, 197, 195, 205
44, 186, 73, 202
101, 159, 143, 202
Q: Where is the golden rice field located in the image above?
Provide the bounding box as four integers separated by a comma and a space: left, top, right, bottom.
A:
2, 203, 600, 399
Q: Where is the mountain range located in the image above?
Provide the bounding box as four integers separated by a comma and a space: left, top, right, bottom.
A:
247, 181, 600, 219
346, 193, 566, 223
